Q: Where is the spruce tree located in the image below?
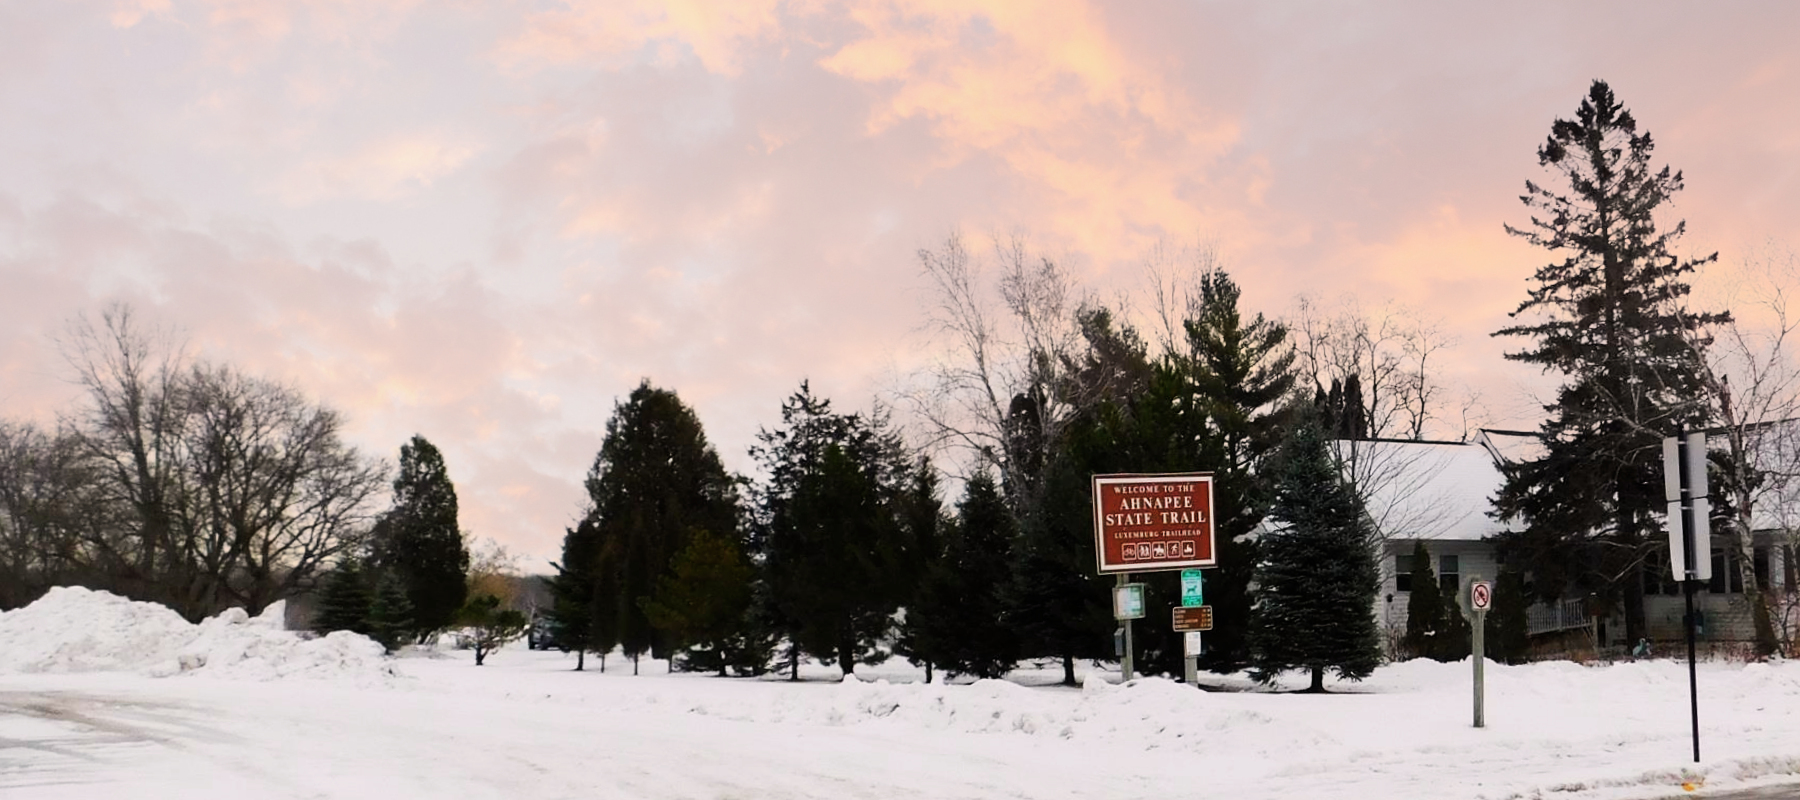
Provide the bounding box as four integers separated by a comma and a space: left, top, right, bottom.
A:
752, 383, 911, 675
367, 572, 415, 653
1436, 574, 1472, 662
640, 528, 763, 675
909, 473, 1018, 680
1180, 269, 1297, 671
1401, 541, 1444, 659
585, 381, 739, 665
1494, 80, 1728, 643
457, 594, 528, 666
369, 435, 469, 639
313, 560, 372, 636
1484, 569, 1531, 664
549, 517, 600, 670
1248, 419, 1382, 692
893, 459, 949, 682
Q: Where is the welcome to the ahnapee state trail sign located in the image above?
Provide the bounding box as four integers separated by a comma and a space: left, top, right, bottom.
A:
1091, 472, 1216, 574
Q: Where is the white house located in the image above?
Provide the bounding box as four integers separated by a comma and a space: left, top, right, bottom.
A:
1343, 430, 1797, 655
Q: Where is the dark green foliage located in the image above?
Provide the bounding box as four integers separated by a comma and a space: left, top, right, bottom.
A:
457, 594, 528, 666
313, 560, 372, 636
1402, 541, 1444, 659
369, 436, 469, 639
548, 517, 601, 670
1494, 80, 1728, 643
753, 382, 911, 675
1005, 411, 1122, 686
892, 460, 950, 681
907, 473, 1018, 680
1248, 420, 1383, 691
1484, 570, 1531, 664
585, 381, 739, 664
640, 528, 766, 675
1180, 270, 1298, 671
1437, 576, 1472, 661
367, 572, 415, 653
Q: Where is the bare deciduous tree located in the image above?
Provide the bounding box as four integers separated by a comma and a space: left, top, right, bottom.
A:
904, 232, 1087, 503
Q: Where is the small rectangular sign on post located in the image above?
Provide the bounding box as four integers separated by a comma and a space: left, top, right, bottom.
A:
1180, 569, 1204, 607
1114, 583, 1146, 620
1184, 631, 1204, 656
1470, 580, 1492, 612
1172, 605, 1213, 632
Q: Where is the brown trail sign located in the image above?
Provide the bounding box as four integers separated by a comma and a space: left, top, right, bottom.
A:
1172, 605, 1213, 632
1091, 473, 1216, 574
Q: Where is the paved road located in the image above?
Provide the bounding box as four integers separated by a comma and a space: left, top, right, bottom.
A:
1673, 785, 1800, 799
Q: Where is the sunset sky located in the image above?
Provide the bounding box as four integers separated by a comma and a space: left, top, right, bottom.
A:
3, 1, 1797, 566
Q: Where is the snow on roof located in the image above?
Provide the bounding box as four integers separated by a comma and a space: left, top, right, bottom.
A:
1331, 438, 1516, 542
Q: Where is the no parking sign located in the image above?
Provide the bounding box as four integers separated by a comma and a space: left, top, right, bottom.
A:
1471, 580, 1492, 612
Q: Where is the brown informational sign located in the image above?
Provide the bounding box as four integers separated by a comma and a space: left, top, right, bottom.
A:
1092, 472, 1216, 574
1172, 605, 1214, 632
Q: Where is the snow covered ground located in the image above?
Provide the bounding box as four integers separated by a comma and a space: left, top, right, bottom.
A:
3, 589, 1800, 799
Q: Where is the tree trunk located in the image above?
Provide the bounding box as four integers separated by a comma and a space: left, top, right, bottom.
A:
575, 648, 585, 672
1620, 507, 1646, 646
1733, 526, 1779, 657
632, 653, 639, 675
924, 663, 934, 684
600, 653, 607, 673
838, 640, 856, 677
788, 648, 799, 681
1308, 665, 1324, 693
475, 646, 487, 666
1061, 655, 1076, 687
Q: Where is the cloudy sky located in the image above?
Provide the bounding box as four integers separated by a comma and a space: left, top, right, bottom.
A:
3, 1, 1796, 567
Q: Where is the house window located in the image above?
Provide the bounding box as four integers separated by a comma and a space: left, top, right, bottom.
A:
1754, 545, 1771, 591
1439, 554, 1460, 594
1708, 546, 1746, 594
1395, 553, 1413, 592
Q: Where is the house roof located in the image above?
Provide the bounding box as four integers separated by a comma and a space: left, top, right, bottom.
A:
1331, 438, 1517, 542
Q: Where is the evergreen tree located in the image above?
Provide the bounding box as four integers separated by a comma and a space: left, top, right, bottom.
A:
752, 382, 911, 676
640, 528, 763, 675
1436, 573, 1472, 662
367, 572, 415, 653
1401, 541, 1444, 659
369, 435, 469, 639
909, 473, 1018, 680
1248, 419, 1382, 692
457, 594, 528, 666
892, 459, 949, 682
1180, 269, 1298, 672
548, 517, 601, 670
313, 559, 372, 636
585, 381, 739, 666
1484, 569, 1531, 664
1494, 80, 1728, 643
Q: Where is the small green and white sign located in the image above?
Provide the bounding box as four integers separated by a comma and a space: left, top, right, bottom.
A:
1180, 569, 1204, 607
1114, 583, 1147, 620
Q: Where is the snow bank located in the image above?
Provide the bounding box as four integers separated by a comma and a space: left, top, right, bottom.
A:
0, 586, 396, 681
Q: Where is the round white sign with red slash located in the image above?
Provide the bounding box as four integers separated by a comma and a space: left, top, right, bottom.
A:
1471, 581, 1492, 612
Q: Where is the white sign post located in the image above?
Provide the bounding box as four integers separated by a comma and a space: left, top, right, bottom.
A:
1470, 579, 1491, 728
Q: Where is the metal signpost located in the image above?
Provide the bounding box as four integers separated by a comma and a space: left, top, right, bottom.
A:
1470, 578, 1491, 728
1180, 569, 1205, 685
1093, 473, 1217, 685
1664, 431, 1711, 764
1113, 579, 1146, 680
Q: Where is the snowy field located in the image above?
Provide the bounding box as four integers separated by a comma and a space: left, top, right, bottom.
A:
3, 589, 1800, 800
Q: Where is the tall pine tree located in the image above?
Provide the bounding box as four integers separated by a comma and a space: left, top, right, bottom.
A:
908, 473, 1019, 680
1401, 541, 1445, 660
752, 382, 911, 676
313, 559, 372, 636
1248, 418, 1382, 692
369, 435, 469, 639
585, 381, 738, 668
1494, 80, 1728, 643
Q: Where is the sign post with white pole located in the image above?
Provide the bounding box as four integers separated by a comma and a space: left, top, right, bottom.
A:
1469, 578, 1491, 728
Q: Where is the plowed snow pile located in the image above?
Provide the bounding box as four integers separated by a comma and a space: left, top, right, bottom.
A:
0, 586, 395, 680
